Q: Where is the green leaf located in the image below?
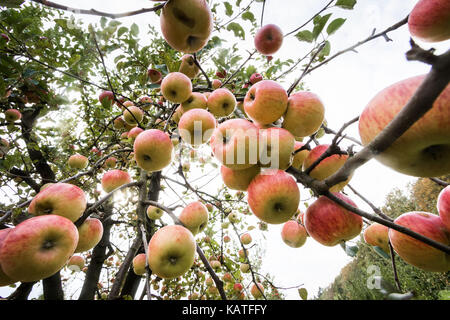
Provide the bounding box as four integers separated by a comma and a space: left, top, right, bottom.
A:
386, 292, 414, 300
318, 40, 331, 59
373, 246, 390, 260
226, 22, 245, 40
242, 11, 255, 22
0, 0, 24, 8
295, 30, 314, 43
313, 13, 332, 39
100, 17, 107, 29
327, 18, 346, 35
298, 288, 308, 300
108, 20, 121, 28
130, 23, 139, 37
336, 0, 357, 10
224, 2, 233, 16
117, 26, 128, 37
438, 290, 450, 300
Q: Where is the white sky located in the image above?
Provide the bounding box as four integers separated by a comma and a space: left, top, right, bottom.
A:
2, 0, 449, 300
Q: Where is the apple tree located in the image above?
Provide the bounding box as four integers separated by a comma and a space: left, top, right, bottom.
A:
0, 0, 449, 301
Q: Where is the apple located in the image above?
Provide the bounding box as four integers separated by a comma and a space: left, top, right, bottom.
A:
160, 0, 212, 53
437, 186, 450, 231
0, 228, 16, 286
180, 92, 207, 112
222, 272, 232, 282
113, 117, 126, 130
104, 157, 117, 169
249, 73, 263, 84
147, 225, 196, 279
171, 106, 184, 124
0, 138, 9, 157
210, 260, 221, 269
28, 183, 87, 222
133, 253, 147, 276
0, 33, 10, 43
67, 255, 85, 272
305, 193, 362, 246
210, 119, 259, 170
178, 108, 216, 145
223, 235, 231, 243
358, 74, 450, 177
220, 164, 260, 191
4, 109, 21, 122
240, 263, 250, 273
75, 217, 103, 253
244, 80, 288, 125
161, 72, 193, 103
282, 91, 325, 138
408, 0, 450, 42
240, 233, 252, 245
127, 127, 144, 140
68, 153, 88, 170
250, 282, 265, 299
178, 54, 200, 79
179, 201, 209, 235
266, 55, 273, 62
281, 220, 307, 248
99, 91, 115, 108
363, 222, 390, 254
254, 24, 283, 56
291, 141, 310, 170
207, 88, 236, 118
302, 144, 351, 192
233, 283, 243, 292
147, 205, 164, 220
212, 79, 222, 89
101, 169, 132, 193
148, 68, 162, 83
258, 127, 295, 170
0, 215, 79, 282
389, 211, 450, 272
247, 169, 300, 224
123, 106, 144, 126
205, 277, 214, 286
134, 129, 173, 172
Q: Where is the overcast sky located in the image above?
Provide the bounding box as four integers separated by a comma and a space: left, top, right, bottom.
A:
2, 0, 449, 300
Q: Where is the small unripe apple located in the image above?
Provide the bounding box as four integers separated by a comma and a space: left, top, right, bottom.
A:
133, 253, 147, 276
147, 205, 164, 220
250, 282, 265, 299
240, 233, 252, 245
4, 109, 21, 122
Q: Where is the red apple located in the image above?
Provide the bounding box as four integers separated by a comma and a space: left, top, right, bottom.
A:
281, 220, 307, 248
68, 153, 88, 170
133, 253, 147, 276
178, 108, 216, 145
358, 74, 450, 177
254, 24, 283, 56
244, 80, 288, 125
220, 164, 260, 191
282, 91, 325, 138
28, 183, 87, 222
249, 73, 263, 84
0, 215, 79, 282
247, 169, 300, 224
128, 127, 144, 140
160, 0, 213, 53
180, 92, 207, 112
134, 129, 174, 172
207, 88, 236, 118
179, 201, 209, 235
363, 222, 390, 254
210, 119, 260, 170
408, 0, 450, 42
389, 211, 450, 272
75, 217, 103, 253
101, 169, 132, 193
0, 228, 16, 286
161, 72, 193, 103
4, 109, 21, 122
147, 225, 196, 279
302, 144, 350, 192
437, 186, 450, 231
212, 79, 222, 89
147, 69, 162, 83
240, 233, 252, 245
250, 282, 265, 299
258, 127, 295, 170
99, 91, 115, 108
305, 193, 362, 246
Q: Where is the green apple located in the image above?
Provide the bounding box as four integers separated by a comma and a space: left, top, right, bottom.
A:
147, 205, 164, 220
178, 54, 200, 79
68, 153, 88, 170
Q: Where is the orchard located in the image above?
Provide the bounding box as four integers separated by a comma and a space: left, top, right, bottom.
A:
0, 0, 449, 303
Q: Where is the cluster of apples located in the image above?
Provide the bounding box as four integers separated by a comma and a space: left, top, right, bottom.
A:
0, 183, 103, 286
364, 186, 450, 272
